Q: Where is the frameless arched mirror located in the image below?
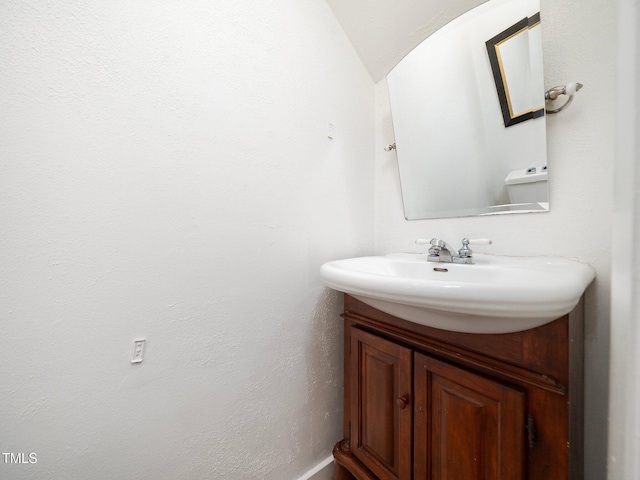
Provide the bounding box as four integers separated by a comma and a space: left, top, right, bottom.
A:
387, 0, 548, 220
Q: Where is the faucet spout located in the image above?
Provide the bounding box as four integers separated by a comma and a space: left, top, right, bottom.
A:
427, 238, 455, 263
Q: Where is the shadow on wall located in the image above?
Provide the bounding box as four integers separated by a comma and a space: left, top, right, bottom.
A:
300, 288, 344, 472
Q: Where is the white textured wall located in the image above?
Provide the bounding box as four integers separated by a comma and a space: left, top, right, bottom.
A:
608, 0, 640, 477
375, 0, 614, 478
0, 1, 374, 479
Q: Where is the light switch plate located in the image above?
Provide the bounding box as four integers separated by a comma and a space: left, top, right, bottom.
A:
131, 339, 145, 364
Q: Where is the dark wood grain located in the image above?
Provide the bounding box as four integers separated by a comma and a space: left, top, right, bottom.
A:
334, 440, 375, 480
350, 328, 413, 480
333, 294, 584, 480
414, 352, 525, 479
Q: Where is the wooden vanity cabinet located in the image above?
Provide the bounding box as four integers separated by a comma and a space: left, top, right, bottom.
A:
334, 294, 584, 480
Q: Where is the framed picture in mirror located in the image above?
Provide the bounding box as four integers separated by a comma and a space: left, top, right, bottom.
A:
486, 13, 544, 127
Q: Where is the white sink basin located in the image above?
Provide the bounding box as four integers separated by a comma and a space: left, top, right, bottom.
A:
320, 253, 595, 334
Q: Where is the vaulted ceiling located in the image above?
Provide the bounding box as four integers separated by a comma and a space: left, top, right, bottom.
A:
325, 0, 486, 81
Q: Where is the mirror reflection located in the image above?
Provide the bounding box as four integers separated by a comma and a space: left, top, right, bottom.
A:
387, 0, 548, 220
486, 12, 544, 126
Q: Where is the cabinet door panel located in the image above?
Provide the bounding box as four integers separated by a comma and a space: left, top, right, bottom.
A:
414, 352, 525, 480
350, 327, 412, 480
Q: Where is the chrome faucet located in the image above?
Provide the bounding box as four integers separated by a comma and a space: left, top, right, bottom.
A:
416, 238, 492, 264
423, 238, 456, 263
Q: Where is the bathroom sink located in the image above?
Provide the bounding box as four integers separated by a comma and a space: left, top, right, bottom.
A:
320, 253, 595, 334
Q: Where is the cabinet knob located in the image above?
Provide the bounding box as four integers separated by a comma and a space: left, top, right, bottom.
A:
396, 395, 409, 409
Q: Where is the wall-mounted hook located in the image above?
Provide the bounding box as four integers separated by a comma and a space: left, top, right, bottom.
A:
545, 82, 583, 114
384, 143, 396, 151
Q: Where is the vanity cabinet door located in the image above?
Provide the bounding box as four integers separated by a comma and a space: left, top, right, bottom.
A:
350, 327, 413, 480
413, 352, 525, 480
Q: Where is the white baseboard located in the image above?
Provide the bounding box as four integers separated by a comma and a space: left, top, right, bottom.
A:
296, 455, 334, 480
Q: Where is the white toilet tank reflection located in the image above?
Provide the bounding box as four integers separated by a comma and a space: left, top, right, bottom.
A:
505, 165, 548, 207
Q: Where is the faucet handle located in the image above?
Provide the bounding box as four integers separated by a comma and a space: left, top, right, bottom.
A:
416, 239, 443, 261
458, 238, 492, 256
417, 238, 448, 252
466, 238, 492, 246
415, 238, 437, 246
454, 238, 493, 264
